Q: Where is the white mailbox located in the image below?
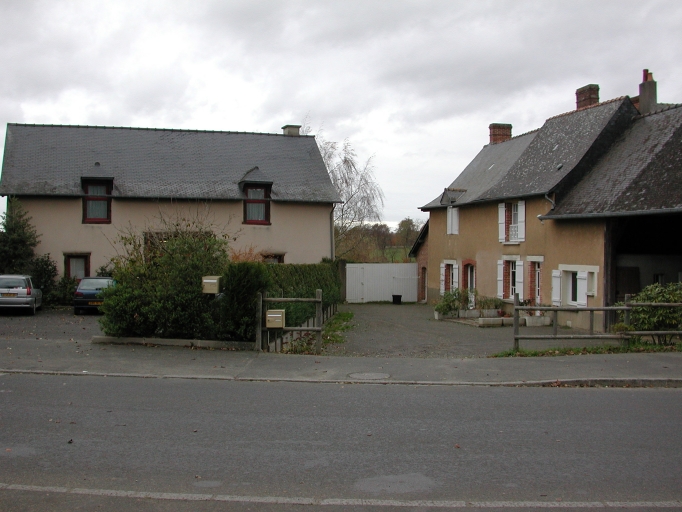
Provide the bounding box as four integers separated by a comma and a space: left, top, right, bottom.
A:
201, 276, 221, 294
266, 309, 286, 329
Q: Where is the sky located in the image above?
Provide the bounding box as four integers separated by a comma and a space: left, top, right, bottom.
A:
1, 0, 681, 228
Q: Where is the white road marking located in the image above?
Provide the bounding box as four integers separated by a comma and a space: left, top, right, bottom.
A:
1, 483, 681, 508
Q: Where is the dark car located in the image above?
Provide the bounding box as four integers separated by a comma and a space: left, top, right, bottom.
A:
73, 277, 114, 314
0, 275, 43, 315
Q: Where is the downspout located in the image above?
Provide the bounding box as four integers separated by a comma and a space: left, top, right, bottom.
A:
544, 193, 556, 210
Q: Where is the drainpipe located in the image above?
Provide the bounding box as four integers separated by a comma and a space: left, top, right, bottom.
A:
544, 193, 556, 210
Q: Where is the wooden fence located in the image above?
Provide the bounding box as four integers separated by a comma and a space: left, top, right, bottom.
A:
512, 293, 682, 351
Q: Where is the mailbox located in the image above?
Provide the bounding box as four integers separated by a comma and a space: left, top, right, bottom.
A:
201, 276, 221, 294
266, 309, 286, 328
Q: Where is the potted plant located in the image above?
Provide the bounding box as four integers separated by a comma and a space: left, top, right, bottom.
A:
458, 288, 480, 318
525, 304, 552, 327
434, 289, 461, 320
477, 295, 505, 318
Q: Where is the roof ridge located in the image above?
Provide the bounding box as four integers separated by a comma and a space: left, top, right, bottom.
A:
633, 102, 682, 119
5, 123, 316, 137
546, 96, 628, 121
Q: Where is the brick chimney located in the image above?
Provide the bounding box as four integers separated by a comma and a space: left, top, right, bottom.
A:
638, 69, 658, 115
489, 123, 512, 144
281, 124, 301, 136
576, 84, 599, 110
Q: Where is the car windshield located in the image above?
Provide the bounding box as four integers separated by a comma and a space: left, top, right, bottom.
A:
78, 279, 113, 291
0, 278, 26, 288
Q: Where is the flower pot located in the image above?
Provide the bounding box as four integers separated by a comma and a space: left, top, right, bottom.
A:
525, 316, 552, 327
481, 309, 498, 318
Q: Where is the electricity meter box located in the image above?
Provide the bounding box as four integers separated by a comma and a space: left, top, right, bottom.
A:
201, 276, 221, 294
266, 309, 286, 328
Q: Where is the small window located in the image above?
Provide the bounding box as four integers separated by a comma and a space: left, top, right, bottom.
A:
65, 254, 90, 280
262, 254, 284, 264
243, 186, 271, 224
82, 180, 112, 224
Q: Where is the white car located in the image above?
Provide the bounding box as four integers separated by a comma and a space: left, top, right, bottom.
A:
0, 275, 43, 315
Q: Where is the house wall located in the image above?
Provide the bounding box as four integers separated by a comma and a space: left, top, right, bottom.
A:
427, 197, 607, 330
19, 197, 334, 275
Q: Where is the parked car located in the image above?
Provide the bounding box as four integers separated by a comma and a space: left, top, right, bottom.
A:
0, 275, 42, 315
73, 277, 114, 314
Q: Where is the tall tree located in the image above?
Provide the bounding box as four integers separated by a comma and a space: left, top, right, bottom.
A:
0, 197, 40, 273
318, 135, 384, 258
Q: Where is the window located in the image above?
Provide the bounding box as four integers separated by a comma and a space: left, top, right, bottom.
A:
533, 262, 542, 305
446, 207, 459, 235
243, 185, 271, 224
439, 260, 458, 295
552, 265, 598, 307
65, 254, 90, 280
262, 254, 284, 264
497, 259, 524, 300
498, 201, 525, 243
82, 180, 112, 224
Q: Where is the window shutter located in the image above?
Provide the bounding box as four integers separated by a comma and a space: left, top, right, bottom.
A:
516, 260, 524, 301
439, 263, 445, 296
517, 200, 525, 241
498, 203, 506, 242
552, 270, 562, 306
576, 271, 588, 307
452, 264, 459, 290
497, 260, 504, 299
452, 207, 459, 235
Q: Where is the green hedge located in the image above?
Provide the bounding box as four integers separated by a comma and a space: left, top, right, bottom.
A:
265, 262, 341, 327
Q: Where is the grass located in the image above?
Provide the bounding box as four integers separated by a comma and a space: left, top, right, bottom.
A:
490, 342, 682, 358
282, 311, 354, 354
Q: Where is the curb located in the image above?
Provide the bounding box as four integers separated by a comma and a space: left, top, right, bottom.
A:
2, 369, 682, 388
91, 336, 253, 351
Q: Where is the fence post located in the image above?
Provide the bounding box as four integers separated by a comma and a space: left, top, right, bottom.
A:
315, 289, 323, 354
624, 294, 631, 326
589, 310, 594, 336
255, 292, 262, 351
513, 293, 520, 352
552, 310, 558, 337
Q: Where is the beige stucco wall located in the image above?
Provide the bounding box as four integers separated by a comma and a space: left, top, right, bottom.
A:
19, 197, 334, 274
427, 197, 607, 330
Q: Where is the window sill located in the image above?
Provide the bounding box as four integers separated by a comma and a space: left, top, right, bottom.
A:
502, 241, 521, 245
83, 219, 112, 224
243, 220, 271, 226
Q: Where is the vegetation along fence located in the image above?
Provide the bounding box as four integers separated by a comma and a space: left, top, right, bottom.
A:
512, 294, 682, 351
257, 289, 337, 354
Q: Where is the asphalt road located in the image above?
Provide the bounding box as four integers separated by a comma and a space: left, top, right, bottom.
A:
2, 373, 681, 511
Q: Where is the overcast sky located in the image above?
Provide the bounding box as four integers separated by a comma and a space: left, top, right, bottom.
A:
1, 0, 681, 227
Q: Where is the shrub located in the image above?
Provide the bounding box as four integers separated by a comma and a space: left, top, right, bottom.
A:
265, 262, 341, 327
215, 262, 271, 341
434, 289, 462, 315
29, 254, 58, 303
627, 283, 682, 345
0, 197, 39, 274
50, 275, 78, 305
99, 217, 231, 339
477, 295, 504, 311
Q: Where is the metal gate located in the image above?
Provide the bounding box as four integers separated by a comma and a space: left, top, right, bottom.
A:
346, 263, 418, 303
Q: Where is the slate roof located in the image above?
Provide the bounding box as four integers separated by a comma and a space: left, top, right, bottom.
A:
421, 97, 640, 210
544, 104, 682, 218
420, 130, 537, 210
0, 124, 341, 204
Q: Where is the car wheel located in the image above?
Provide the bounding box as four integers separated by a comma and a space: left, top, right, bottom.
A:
74, 308, 80, 315
29, 301, 36, 316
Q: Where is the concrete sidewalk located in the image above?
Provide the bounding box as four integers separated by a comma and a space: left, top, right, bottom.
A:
1, 336, 681, 387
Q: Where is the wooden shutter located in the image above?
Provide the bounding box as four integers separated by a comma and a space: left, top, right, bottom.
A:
552, 270, 561, 306
517, 200, 525, 241
498, 203, 506, 242
577, 271, 588, 307
446, 207, 459, 235
439, 262, 445, 296
515, 260, 524, 301
497, 260, 504, 299
452, 264, 459, 290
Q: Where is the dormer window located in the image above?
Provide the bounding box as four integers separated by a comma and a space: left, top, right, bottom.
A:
243, 185, 271, 224
82, 179, 112, 224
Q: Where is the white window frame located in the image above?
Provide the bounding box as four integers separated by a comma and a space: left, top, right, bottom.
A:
499, 200, 525, 243
446, 207, 459, 235
440, 260, 458, 295
553, 265, 598, 307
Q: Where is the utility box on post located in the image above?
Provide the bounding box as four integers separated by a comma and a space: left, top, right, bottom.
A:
266, 309, 286, 329
202, 276, 221, 294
